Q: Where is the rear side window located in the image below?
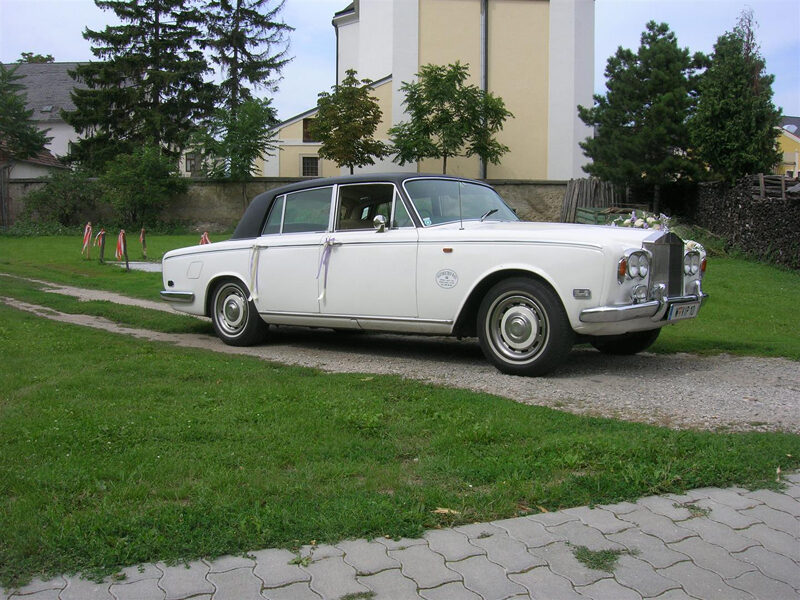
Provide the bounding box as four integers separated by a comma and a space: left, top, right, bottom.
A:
262, 195, 284, 235
280, 187, 333, 234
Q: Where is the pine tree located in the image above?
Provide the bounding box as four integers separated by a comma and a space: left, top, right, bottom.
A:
690, 10, 781, 182
309, 70, 390, 175
64, 0, 214, 172
0, 64, 49, 158
579, 22, 703, 206
202, 0, 292, 111
389, 62, 512, 174
191, 0, 290, 181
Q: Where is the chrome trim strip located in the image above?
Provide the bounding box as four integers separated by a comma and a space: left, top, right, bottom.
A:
418, 240, 603, 250
579, 292, 709, 324
259, 310, 453, 325
160, 290, 195, 303
579, 300, 660, 323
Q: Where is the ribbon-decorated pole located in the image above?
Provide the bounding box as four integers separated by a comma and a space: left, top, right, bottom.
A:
140, 228, 147, 259
115, 229, 129, 271
94, 228, 106, 263
81, 222, 92, 259
199, 231, 210, 245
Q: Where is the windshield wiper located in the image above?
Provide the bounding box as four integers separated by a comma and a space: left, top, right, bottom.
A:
480, 208, 498, 222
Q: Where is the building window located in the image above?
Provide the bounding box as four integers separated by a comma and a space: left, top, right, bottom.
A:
302, 156, 320, 177
185, 152, 199, 174
302, 118, 318, 143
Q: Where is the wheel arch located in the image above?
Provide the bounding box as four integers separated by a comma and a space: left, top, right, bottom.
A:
204, 273, 253, 318
453, 268, 567, 337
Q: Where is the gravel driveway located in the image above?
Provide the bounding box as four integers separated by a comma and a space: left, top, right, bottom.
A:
3, 276, 798, 435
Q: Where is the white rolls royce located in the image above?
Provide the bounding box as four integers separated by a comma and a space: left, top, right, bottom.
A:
161, 174, 707, 376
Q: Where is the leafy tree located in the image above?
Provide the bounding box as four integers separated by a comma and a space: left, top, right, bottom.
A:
22, 169, 100, 226
579, 22, 703, 207
17, 52, 54, 63
0, 64, 49, 158
64, 0, 214, 172
690, 10, 781, 182
389, 62, 512, 174
202, 0, 291, 111
309, 69, 391, 174
190, 98, 278, 180
99, 144, 187, 226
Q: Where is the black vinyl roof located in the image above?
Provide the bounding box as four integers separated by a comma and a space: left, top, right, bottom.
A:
231, 173, 485, 239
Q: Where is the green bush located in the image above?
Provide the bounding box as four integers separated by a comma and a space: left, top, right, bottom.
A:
21, 170, 100, 226
99, 145, 187, 226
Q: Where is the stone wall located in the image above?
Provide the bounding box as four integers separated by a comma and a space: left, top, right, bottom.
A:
7, 177, 568, 229
692, 177, 800, 270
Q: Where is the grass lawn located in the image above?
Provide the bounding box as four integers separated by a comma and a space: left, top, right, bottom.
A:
1, 304, 798, 588
0, 234, 205, 301
1, 234, 798, 360
0, 276, 213, 335
653, 257, 800, 360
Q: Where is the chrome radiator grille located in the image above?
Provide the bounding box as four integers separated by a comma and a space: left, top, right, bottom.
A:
644, 232, 683, 298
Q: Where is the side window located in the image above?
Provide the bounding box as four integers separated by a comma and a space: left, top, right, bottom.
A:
282, 187, 333, 233
262, 195, 284, 235
336, 184, 394, 231
392, 193, 414, 228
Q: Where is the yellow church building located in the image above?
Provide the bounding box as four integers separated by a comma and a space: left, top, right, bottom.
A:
263, 0, 595, 181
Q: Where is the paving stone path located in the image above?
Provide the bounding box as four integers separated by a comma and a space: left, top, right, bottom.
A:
5, 476, 799, 600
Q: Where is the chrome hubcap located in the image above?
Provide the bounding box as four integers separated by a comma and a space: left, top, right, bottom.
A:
487, 293, 549, 363
215, 284, 248, 336
500, 306, 538, 350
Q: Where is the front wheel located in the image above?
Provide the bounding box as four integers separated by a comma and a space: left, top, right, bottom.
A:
477, 278, 574, 376
590, 329, 660, 355
210, 279, 268, 346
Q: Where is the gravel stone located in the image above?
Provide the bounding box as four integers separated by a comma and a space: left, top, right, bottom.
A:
7, 289, 799, 434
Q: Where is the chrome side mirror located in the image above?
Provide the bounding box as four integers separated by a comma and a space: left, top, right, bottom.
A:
373, 214, 387, 233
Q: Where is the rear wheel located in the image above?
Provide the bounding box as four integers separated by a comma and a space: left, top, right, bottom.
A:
210, 279, 268, 346
477, 277, 574, 376
590, 329, 661, 355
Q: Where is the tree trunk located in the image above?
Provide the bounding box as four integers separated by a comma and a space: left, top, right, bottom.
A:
442, 154, 448, 174
653, 184, 661, 214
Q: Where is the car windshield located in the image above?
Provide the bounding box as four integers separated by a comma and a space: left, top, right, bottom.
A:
404, 179, 518, 226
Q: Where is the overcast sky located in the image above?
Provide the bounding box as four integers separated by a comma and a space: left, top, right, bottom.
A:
1, 0, 798, 121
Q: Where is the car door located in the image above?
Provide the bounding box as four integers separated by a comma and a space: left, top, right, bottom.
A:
253, 186, 333, 315
319, 183, 419, 318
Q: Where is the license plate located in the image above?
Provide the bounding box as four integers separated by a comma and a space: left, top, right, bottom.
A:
668, 302, 700, 321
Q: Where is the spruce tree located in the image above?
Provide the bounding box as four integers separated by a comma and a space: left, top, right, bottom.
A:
690, 10, 781, 182
579, 22, 703, 206
0, 64, 49, 158
202, 0, 291, 111
191, 0, 290, 180
64, 0, 214, 172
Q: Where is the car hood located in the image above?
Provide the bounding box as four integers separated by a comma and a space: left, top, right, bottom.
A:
419, 220, 670, 248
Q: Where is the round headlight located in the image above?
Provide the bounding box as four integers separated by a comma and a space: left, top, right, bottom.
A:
638, 255, 649, 278
690, 254, 700, 275
628, 254, 640, 278
684, 254, 692, 275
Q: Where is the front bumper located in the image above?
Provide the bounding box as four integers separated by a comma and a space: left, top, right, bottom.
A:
579, 285, 708, 324
160, 290, 195, 303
